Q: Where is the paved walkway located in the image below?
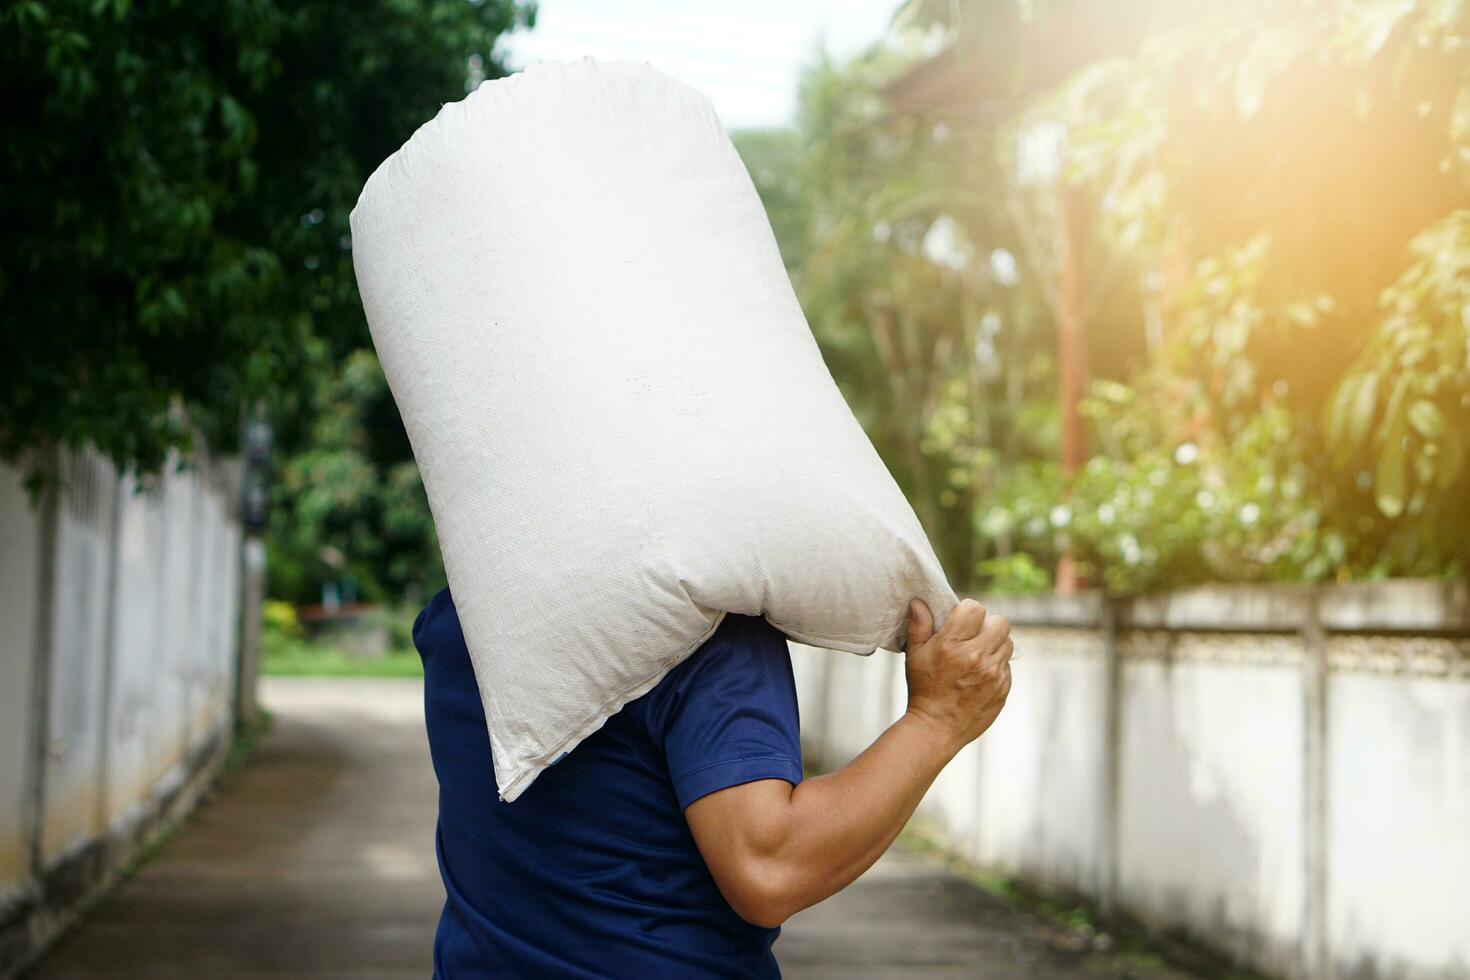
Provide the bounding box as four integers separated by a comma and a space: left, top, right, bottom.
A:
32, 678, 1198, 979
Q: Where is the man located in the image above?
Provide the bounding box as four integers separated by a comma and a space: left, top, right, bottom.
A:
414, 592, 1013, 978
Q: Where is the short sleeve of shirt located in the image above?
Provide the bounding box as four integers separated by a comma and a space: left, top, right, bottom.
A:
649, 614, 804, 811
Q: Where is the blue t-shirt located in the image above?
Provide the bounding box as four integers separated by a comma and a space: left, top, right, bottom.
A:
413, 590, 803, 979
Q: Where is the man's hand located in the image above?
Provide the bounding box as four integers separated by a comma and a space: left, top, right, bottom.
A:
684, 598, 1015, 929
902, 598, 1013, 755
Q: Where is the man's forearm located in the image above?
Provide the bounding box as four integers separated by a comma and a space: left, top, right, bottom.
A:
724, 710, 963, 923
685, 599, 1013, 929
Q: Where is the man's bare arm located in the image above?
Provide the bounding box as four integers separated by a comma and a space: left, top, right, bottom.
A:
684, 597, 1014, 928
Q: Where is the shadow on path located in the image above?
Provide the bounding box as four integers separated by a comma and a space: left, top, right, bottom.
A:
31, 679, 441, 980
31, 677, 1201, 979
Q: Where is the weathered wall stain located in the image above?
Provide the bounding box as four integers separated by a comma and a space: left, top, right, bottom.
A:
794, 580, 1470, 980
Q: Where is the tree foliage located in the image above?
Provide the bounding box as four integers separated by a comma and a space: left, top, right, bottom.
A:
268, 350, 442, 604
1, 0, 531, 475
745, 0, 1470, 593
1045, 0, 1470, 582
738, 47, 1067, 581
1326, 211, 1470, 536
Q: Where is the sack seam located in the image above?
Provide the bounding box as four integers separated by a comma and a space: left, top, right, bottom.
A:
496, 609, 731, 800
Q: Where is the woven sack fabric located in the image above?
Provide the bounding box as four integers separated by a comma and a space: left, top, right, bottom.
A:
351, 58, 957, 801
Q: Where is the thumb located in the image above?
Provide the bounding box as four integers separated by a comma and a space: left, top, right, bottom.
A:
905, 598, 935, 652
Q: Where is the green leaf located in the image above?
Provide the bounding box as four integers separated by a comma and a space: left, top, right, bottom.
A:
1340, 0, 1414, 62
1407, 399, 1446, 439
1343, 372, 1381, 444
1332, 371, 1380, 455
1375, 428, 1408, 519
1436, 424, 1467, 488
1325, 374, 1357, 450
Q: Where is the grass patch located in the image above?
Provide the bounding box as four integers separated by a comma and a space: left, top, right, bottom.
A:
224, 707, 274, 774
118, 709, 274, 885
262, 602, 423, 678
262, 640, 422, 678
897, 820, 1265, 980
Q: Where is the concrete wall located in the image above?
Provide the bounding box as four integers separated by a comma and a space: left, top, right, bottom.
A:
0, 447, 243, 974
791, 581, 1470, 980
0, 467, 44, 910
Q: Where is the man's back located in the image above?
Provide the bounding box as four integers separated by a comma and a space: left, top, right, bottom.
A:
414, 590, 803, 979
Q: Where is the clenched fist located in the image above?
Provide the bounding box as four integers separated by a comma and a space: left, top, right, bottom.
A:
902, 598, 1013, 753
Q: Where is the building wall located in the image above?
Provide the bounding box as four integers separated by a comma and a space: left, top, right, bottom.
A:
0, 466, 44, 907
792, 581, 1470, 980
1112, 634, 1308, 977
1325, 639, 1470, 979
0, 447, 243, 974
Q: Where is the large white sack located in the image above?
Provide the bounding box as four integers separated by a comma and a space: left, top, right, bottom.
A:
350, 58, 957, 801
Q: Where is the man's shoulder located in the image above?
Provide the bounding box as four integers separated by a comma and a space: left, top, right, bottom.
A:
643, 613, 796, 723
676, 613, 791, 678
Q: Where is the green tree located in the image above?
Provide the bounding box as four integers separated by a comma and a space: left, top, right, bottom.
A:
751, 0, 1470, 592
1325, 211, 1470, 569
731, 128, 808, 274
1, 0, 532, 477
737, 52, 1067, 587
268, 350, 441, 605
1045, 0, 1470, 581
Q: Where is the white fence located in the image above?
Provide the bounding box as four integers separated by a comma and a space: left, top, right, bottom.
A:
0, 446, 242, 972
791, 581, 1470, 980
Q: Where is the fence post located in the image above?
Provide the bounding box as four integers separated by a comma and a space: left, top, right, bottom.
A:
93, 467, 125, 839
23, 448, 60, 881
1301, 592, 1329, 980
235, 411, 272, 729
1098, 596, 1122, 916
236, 537, 267, 727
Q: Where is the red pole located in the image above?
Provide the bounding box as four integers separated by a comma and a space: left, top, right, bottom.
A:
1056, 186, 1089, 595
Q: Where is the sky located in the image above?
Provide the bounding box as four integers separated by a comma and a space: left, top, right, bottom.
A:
498, 0, 902, 130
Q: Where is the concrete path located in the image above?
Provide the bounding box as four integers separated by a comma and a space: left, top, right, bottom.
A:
32, 679, 441, 980
777, 846, 1200, 979
31, 678, 1198, 979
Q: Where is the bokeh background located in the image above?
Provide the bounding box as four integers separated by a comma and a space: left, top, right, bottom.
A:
7, 0, 1467, 611
2, 2, 1467, 978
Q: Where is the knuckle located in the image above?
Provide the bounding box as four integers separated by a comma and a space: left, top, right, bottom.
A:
990, 614, 1011, 634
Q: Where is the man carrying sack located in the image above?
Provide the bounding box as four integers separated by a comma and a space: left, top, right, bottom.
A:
351, 59, 1015, 977
414, 593, 1011, 977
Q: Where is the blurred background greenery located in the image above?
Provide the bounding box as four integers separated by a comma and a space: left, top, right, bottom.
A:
6, 0, 1467, 667
739, 0, 1470, 595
